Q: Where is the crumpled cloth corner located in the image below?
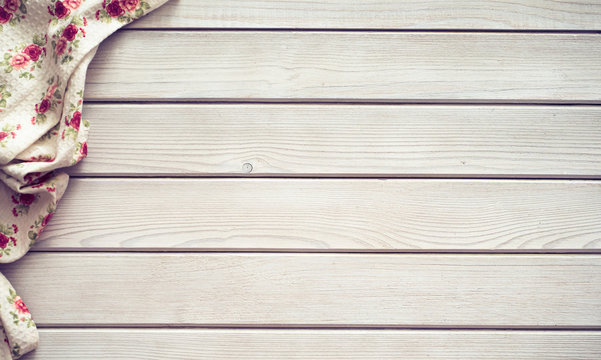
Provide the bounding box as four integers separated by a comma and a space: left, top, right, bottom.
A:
0, 0, 168, 357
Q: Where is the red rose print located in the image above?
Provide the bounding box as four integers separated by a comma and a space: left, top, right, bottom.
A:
9, 53, 30, 70
62, 24, 79, 41
80, 142, 87, 156
20, 193, 35, 206
0, 233, 9, 249
24, 172, 41, 185
63, 0, 81, 10
30, 172, 55, 190
37, 98, 50, 114
70, 111, 81, 130
12, 224, 18, 234
0, 7, 12, 24
0, 132, 7, 141
106, 0, 124, 17
53, 1, 70, 19
14, 297, 29, 314
22, 44, 42, 62
41, 212, 54, 228
56, 37, 68, 56
4, 0, 19, 12
47, 84, 58, 98
120, 0, 139, 12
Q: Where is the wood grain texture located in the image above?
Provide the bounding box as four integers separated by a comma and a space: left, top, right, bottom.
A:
38, 179, 601, 251
85, 32, 601, 102
28, 329, 601, 359
3, 253, 601, 326
70, 104, 601, 177
127, 0, 601, 30
14, 3, 601, 358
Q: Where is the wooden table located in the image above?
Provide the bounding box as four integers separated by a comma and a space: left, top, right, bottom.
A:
7, 1, 601, 358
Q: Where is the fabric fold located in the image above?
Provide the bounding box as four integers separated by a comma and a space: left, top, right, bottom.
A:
0, 273, 37, 359
0, 0, 168, 357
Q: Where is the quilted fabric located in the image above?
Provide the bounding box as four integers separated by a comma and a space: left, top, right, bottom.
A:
0, 0, 167, 357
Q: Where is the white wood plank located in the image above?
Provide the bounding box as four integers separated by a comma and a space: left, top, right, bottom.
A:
28, 329, 601, 359
39, 179, 601, 250
70, 104, 601, 177
3, 253, 601, 326
85, 32, 601, 102
126, 0, 601, 30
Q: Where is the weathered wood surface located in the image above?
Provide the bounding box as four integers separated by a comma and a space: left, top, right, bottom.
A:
3, 253, 601, 326
27, 329, 601, 359
85, 32, 601, 102
12, 3, 601, 358
38, 179, 601, 251
70, 104, 601, 177
127, 0, 601, 30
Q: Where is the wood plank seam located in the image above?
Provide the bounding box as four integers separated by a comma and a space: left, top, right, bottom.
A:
122, 28, 601, 33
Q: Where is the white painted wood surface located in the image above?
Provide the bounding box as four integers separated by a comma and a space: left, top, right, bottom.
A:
30, 329, 601, 359
4, 253, 601, 326
71, 104, 601, 177
127, 0, 601, 30
10, 1, 601, 358
39, 179, 601, 251
86, 32, 601, 102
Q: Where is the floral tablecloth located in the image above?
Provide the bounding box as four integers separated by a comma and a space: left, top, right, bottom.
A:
0, 0, 167, 357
